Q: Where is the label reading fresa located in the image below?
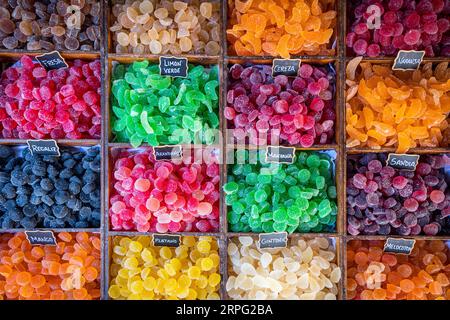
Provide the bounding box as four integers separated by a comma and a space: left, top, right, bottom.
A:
35, 51, 69, 71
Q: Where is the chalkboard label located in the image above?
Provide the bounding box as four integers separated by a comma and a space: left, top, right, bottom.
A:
392, 50, 425, 71
272, 59, 301, 77
35, 51, 68, 71
27, 140, 60, 156
265, 146, 296, 164
25, 231, 57, 246
387, 153, 419, 171
159, 56, 188, 78
258, 232, 288, 249
153, 234, 180, 247
384, 238, 415, 255
153, 145, 183, 161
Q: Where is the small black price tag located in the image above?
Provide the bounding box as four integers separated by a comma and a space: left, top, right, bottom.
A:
265, 146, 296, 164
258, 232, 288, 249
153, 234, 181, 247
27, 140, 60, 156
384, 238, 415, 255
272, 59, 301, 77
386, 153, 419, 171
153, 145, 183, 161
392, 50, 425, 71
25, 231, 57, 246
35, 51, 68, 71
159, 56, 188, 78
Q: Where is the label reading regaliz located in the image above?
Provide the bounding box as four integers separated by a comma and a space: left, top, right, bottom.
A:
258, 232, 288, 249
25, 231, 57, 246
392, 50, 425, 71
384, 238, 415, 255
27, 140, 60, 156
272, 59, 301, 77
35, 51, 68, 71
265, 146, 296, 164
153, 234, 180, 247
159, 56, 188, 78
153, 145, 183, 161
386, 153, 419, 171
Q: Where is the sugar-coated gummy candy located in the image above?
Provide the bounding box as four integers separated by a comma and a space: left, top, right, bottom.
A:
227, 0, 336, 57
0, 232, 101, 300
347, 153, 449, 236
224, 150, 337, 233
0, 55, 101, 140
110, 148, 219, 233
110, 0, 220, 55
346, 1, 450, 57
226, 236, 341, 300
0, 145, 101, 229
346, 59, 450, 152
347, 240, 450, 300
111, 61, 219, 147
109, 236, 221, 300
226, 63, 336, 147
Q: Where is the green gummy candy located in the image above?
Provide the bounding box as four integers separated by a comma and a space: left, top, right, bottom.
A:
223, 182, 239, 194
298, 169, 311, 183
273, 208, 287, 222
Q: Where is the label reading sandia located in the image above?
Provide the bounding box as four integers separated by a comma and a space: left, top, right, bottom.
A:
386, 153, 419, 171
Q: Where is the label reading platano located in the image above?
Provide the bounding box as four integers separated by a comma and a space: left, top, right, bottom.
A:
258, 232, 288, 249
272, 59, 301, 77
153, 234, 181, 247
27, 140, 60, 156
386, 153, 419, 171
159, 56, 188, 78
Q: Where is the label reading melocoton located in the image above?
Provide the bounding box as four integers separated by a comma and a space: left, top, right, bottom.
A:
258, 232, 288, 249
153, 145, 183, 161
35, 51, 69, 71
272, 59, 301, 77
153, 234, 180, 247
27, 140, 60, 156
265, 146, 296, 164
384, 238, 415, 255
386, 153, 419, 171
159, 56, 188, 78
392, 50, 425, 71
25, 231, 57, 246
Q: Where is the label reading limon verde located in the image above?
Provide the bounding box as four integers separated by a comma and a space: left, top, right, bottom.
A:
386, 153, 419, 171
159, 56, 188, 78
272, 59, 301, 77
25, 231, 57, 246
392, 50, 425, 71
258, 232, 288, 249
383, 238, 415, 255
265, 146, 296, 164
27, 140, 60, 156
35, 51, 69, 71
153, 234, 181, 247
153, 145, 183, 161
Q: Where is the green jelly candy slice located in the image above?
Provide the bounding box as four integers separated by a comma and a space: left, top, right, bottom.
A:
260, 212, 272, 222
315, 176, 325, 189
273, 221, 287, 232
273, 208, 287, 222
288, 186, 301, 198
245, 173, 258, 185
327, 186, 337, 199
306, 154, 321, 168
297, 169, 311, 184
223, 182, 239, 194
254, 190, 267, 203
232, 201, 245, 214
262, 221, 274, 233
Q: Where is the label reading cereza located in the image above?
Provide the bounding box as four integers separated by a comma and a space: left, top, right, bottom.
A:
159, 56, 188, 78
272, 59, 301, 77
35, 51, 69, 71
27, 140, 60, 156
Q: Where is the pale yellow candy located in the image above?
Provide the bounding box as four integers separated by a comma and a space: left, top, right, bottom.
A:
139, 0, 154, 14
149, 40, 162, 54
117, 32, 130, 47
200, 2, 212, 19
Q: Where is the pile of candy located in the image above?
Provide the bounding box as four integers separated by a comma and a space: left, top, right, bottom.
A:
347, 240, 450, 300
346, 0, 450, 57
227, 0, 336, 57
111, 61, 219, 147
224, 150, 337, 233
109, 236, 221, 300
0, 145, 101, 229
0, 55, 101, 139
0, 0, 101, 51
0, 232, 101, 300
226, 236, 341, 300
110, 0, 220, 55
346, 58, 450, 152
110, 148, 220, 233
225, 63, 336, 147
